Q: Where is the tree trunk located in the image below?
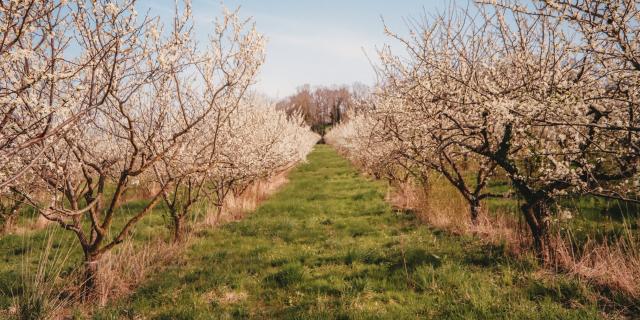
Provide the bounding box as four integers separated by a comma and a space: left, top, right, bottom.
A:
81, 253, 101, 301
215, 204, 224, 223
172, 213, 184, 243
469, 197, 481, 224
521, 198, 552, 262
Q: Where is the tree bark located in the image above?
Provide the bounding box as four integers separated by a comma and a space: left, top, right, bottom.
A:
215, 204, 224, 223
521, 198, 553, 262
81, 253, 101, 301
172, 213, 184, 243
469, 197, 481, 224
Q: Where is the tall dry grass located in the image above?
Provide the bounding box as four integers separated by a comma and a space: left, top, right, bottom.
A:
90, 169, 293, 310
387, 174, 640, 301
93, 238, 184, 307
388, 175, 527, 252
7, 228, 76, 320
2, 164, 297, 319
202, 170, 291, 226
554, 229, 640, 300
67, 170, 291, 313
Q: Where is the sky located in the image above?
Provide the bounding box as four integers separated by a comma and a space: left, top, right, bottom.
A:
137, 0, 448, 99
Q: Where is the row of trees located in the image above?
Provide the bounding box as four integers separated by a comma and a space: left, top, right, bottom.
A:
327, 0, 639, 261
0, 0, 318, 298
276, 83, 369, 136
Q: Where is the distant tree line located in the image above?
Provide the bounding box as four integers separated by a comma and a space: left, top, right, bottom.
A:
276, 83, 370, 138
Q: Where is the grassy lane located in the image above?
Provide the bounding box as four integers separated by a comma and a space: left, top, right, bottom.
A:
97, 145, 602, 319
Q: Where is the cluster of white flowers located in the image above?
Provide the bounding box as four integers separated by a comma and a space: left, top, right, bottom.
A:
0, 0, 318, 293
153, 93, 319, 240
328, 0, 640, 259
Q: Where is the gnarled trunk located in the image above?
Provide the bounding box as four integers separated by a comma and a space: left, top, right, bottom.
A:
172, 213, 185, 243
521, 198, 553, 262
81, 253, 101, 301
469, 197, 481, 224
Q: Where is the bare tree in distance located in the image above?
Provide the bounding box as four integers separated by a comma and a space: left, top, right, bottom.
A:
276, 83, 371, 141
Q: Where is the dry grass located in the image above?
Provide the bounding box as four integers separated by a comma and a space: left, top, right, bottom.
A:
387, 176, 469, 234
201, 286, 248, 306
87, 168, 293, 312
16, 236, 188, 319
555, 231, 640, 300
4, 164, 297, 318
388, 175, 526, 252
202, 169, 291, 226
388, 173, 640, 306
94, 237, 185, 307
7, 229, 76, 320
67, 170, 292, 315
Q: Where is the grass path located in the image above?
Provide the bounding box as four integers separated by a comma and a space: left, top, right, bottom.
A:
97, 145, 602, 319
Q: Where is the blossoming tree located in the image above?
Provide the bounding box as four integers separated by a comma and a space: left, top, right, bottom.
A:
329, 1, 640, 261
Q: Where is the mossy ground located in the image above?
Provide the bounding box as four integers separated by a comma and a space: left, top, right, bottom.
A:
92, 145, 604, 319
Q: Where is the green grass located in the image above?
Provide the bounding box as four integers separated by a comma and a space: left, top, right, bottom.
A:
438, 168, 639, 244
93, 145, 604, 319
483, 179, 639, 245
0, 192, 174, 311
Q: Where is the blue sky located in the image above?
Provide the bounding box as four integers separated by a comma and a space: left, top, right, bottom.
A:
137, 0, 447, 98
